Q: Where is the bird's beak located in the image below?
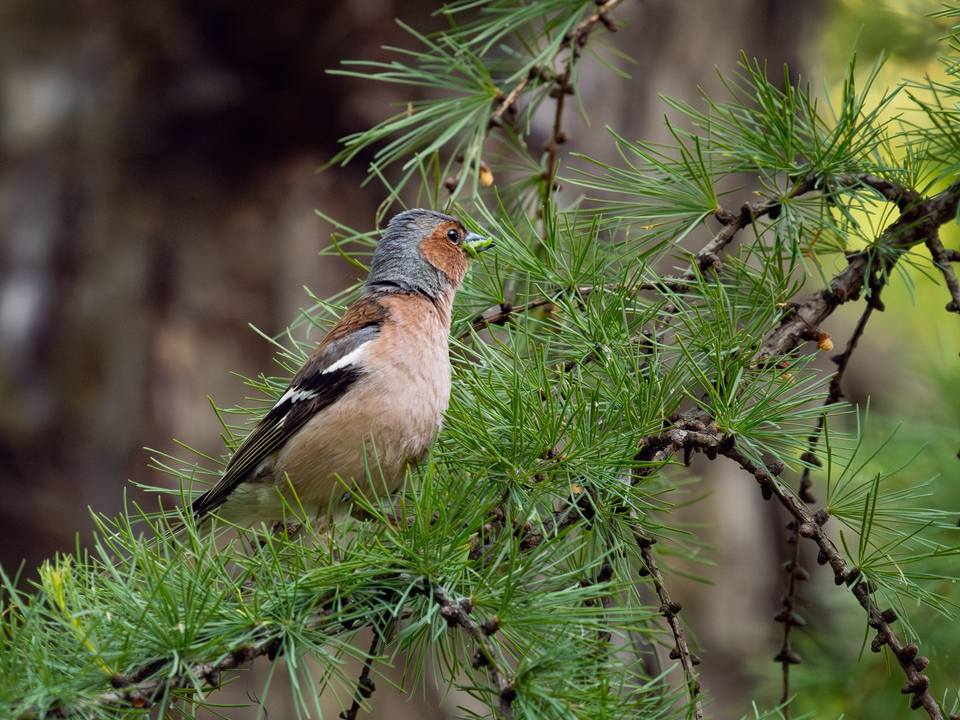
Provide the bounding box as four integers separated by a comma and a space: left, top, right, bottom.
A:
463, 232, 495, 259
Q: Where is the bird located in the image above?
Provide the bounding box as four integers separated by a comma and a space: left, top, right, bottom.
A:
182, 209, 494, 535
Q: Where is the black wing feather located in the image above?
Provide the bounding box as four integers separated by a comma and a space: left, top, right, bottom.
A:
190, 323, 381, 521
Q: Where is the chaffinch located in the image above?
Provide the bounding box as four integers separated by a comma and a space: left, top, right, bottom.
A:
185, 209, 494, 533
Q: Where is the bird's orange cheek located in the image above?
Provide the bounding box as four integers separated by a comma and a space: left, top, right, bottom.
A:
419, 236, 468, 284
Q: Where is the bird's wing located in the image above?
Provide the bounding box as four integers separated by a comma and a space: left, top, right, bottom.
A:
190, 298, 388, 522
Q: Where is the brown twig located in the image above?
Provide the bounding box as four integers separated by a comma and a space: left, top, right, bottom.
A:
478, 0, 625, 203
543, 63, 571, 203
543, 0, 626, 204
491, 77, 530, 125
722, 449, 947, 720
651, 174, 822, 340
924, 226, 960, 313
629, 426, 950, 720
792, 281, 882, 504
561, 0, 626, 52
828, 287, 880, 403
686, 173, 822, 280
421, 584, 515, 720
490, 0, 624, 133
833, 173, 922, 208
757, 176, 960, 361
774, 518, 807, 720
667, 172, 957, 358
27, 609, 336, 718
635, 530, 703, 720
469, 487, 593, 563
340, 631, 381, 720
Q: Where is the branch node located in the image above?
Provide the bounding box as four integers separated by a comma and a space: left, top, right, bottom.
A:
357, 676, 376, 699
598, 11, 617, 31
440, 604, 459, 626
871, 633, 888, 652
901, 674, 930, 694
266, 638, 283, 661
773, 608, 806, 627
774, 647, 803, 665
634, 530, 657, 548
481, 616, 501, 636
766, 459, 786, 476
715, 206, 737, 224
800, 451, 823, 468
472, 649, 491, 669
203, 667, 221, 687
659, 601, 682, 616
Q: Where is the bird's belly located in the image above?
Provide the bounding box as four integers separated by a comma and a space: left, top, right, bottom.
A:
272, 362, 449, 521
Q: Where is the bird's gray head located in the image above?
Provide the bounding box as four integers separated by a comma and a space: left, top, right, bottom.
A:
365, 209, 493, 298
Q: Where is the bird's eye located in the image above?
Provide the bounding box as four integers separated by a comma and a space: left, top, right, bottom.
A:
446, 228, 461, 244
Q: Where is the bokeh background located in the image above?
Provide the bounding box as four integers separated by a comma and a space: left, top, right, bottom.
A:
1, 1, 958, 718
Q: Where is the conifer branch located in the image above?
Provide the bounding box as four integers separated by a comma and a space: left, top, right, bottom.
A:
634, 530, 704, 720
724, 450, 948, 720
23, 610, 337, 719
562, 0, 626, 51
340, 631, 381, 720
774, 516, 806, 720
418, 583, 515, 720
698, 173, 821, 277
457, 279, 687, 341
622, 424, 952, 720
462, 398, 955, 720
543, 0, 626, 202
757, 176, 960, 361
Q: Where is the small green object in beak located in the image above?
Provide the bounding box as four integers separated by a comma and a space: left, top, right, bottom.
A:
463, 232, 496, 259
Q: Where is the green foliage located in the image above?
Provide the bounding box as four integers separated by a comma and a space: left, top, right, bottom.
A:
824, 416, 960, 622
5, 2, 960, 720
